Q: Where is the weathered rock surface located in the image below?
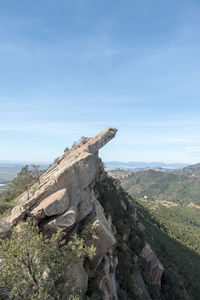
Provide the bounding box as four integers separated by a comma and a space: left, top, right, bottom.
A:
0, 127, 117, 237
99, 249, 118, 300
0, 126, 170, 300
90, 201, 116, 271
140, 243, 164, 287
31, 188, 69, 219
0, 127, 118, 299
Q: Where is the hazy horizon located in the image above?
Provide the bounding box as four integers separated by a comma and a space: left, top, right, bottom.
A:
1, 1, 200, 164
0, 159, 191, 167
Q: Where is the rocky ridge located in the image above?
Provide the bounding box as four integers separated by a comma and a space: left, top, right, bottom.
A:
0, 127, 119, 298
0, 127, 167, 299
0, 127, 117, 236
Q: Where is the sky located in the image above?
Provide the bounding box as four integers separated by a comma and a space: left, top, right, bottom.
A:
1, 0, 200, 164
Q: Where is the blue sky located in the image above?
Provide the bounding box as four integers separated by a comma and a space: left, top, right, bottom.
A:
1, 0, 200, 163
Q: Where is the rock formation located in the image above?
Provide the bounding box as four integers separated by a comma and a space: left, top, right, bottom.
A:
0, 127, 119, 299
0, 127, 117, 237
0, 126, 169, 300
140, 243, 164, 287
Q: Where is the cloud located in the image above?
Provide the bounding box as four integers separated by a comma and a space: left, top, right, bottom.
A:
0, 121, 108, 138
162, 137, 193, 143
185, 146, 200, 153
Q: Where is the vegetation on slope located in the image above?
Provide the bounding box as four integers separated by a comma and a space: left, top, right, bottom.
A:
0, 165, 43, 214
181, 163, 200, 176
0, 163, 25, 183
116, 165, 200, 300
93, 172, 148, 300
143, 203, 200, 254
138, 203, 200, 300
122, 169, 200, 204
0, 218, 95, 300
1, 162, 200, 299
91, 167, 199, 300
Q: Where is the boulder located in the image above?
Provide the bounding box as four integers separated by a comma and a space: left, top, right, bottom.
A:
90, 201, 116, 271
140, 243, 164, 287
31, 188, 69, 220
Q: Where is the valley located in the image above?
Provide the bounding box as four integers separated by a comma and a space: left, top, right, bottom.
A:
109, 165, 200, 253
119, 167, 200, 205
108, 163, 200, 299
0, 151, 200, 299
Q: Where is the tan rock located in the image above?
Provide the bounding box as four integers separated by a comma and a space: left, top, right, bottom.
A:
0, 127, 117, 237
85, 127, 117, 154
90, 201, 116, 270
140, 243, 164, 287
9, 205, 26, 226
99, 249, 118, 300
42, 207, 77, 233
31, 188, 69, 220
0, 127, 119, 299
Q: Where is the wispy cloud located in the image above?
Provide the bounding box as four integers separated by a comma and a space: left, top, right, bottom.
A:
185, 147, 200, 153
162, 137, 194, 143
0, 121, 109, 139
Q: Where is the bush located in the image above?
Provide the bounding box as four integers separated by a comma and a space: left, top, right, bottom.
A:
0, 166, 39, 214
0, 218, 95, 300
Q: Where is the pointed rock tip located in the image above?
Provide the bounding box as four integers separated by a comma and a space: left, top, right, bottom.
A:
86, 126, 118, 153
96, 126, 117, 136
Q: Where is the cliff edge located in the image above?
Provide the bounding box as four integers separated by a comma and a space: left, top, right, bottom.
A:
0, 127, 168, 300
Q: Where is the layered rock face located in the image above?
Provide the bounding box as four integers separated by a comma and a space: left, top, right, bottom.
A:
0, 127, 118, 298
140, 243, 164, 287
0, 127, 117, 237
0, 126, 168, 300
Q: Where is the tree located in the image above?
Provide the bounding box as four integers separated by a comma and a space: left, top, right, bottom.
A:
31, 165, 42, 184
0, 218, 95, 300
10, 166, 37, 200
71, 136, 89, 148
80, 136, 88, 144
54, 157, 60, 164
72, 141, 78, 148
0, 166, 40, 213
64, 147, 70, 153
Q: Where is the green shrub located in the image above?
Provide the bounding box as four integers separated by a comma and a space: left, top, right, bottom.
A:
0, 218, 95, 300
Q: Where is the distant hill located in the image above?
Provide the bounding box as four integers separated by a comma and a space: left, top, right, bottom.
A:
107, 162, 200, 300
108, 168, 134, 180
105, 161, 188, 169
119, 167, 200, 205
0, 162, 48, 186
182, 163, 200, 175
0, 163, 27, 193
0, 163, 25, 183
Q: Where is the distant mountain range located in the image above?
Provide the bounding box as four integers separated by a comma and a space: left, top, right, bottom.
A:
105, 161, 188, 169
115, 162, 200, 205
0, 161, 192, 184
0, 163, 25, 183
0, 162, 48, 183
182, 163, 200, 175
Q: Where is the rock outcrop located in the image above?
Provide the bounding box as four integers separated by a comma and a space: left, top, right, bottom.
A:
0, 127, 119, 299
0, 127, 117, 238
140, 243, 164, 287
99, 249, 118, 300
0, 126, 169, 300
